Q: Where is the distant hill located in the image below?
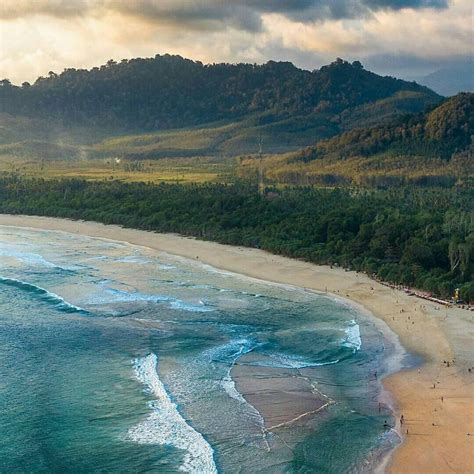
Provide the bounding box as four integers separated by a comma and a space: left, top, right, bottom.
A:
0, 56, 441, 158
418, 62, 473, 97
240, 93, 473, 187
295, 93, 473, 161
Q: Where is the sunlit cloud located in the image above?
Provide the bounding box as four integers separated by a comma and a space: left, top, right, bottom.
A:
0, 0, 470, 84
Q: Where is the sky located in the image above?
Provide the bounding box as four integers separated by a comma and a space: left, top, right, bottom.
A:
0, 0, 472, 85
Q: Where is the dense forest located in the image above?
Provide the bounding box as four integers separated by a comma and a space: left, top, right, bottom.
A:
0, 177, 472, 302
0, 56, 439, 131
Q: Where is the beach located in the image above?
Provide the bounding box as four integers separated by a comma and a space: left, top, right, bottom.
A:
1, 214, 473, 473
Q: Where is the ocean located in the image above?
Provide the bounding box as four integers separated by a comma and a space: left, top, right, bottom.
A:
0, 226, 406, 473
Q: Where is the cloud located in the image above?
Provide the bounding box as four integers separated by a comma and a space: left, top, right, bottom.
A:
0, 0, 469, 85
1, 0, 449, 30
0, 0, 91, 20
262, 0, 471, 63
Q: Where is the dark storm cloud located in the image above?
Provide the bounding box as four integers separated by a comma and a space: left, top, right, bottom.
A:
110, 2, 262, 31
258, 0, 448, 23
363, 0, 447, 8
112, 0, 450, 30
1, 0, 449, 29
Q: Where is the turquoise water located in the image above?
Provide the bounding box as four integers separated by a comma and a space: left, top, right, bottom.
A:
0, 226, 404, 473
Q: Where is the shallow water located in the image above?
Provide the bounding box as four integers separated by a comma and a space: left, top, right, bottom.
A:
0, 226, 406, 473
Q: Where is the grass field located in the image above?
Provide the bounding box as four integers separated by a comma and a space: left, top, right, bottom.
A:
0, 156, 237, 184
238, 151, 471, 187
0, 112, 335, 162
2, 150, 469, 188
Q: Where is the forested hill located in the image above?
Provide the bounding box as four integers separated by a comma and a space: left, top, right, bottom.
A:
294, 93, 474, 162
237, 93, 472, 187
0, 55, 439, 133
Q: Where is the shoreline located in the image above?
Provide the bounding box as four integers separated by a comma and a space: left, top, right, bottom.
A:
1, 214, 473, 473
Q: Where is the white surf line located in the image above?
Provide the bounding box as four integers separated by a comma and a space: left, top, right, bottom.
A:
263, 395, 334, 458
221, 343, 271, 452
295, 364, 334, 404
307, 379, 334, 404
263, 367, 335, 433
128, 353, 217, 473
237, 388, 271, 452
0, 276, 88, 313
265, 400, 335, 432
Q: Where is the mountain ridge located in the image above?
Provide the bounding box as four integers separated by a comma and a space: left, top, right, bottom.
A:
0, 55, 441, 157
417, 62, 474, 97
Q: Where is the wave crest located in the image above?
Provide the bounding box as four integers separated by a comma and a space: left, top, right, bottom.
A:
128, 353, 217, 473
0, 276, 88, 314
342, 319, 362, 352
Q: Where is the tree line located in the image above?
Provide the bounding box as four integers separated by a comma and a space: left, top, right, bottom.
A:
0, 177, 472, 302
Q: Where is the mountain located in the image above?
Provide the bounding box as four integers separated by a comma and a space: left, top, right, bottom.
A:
240, 93, 473, 187
418, 62, 474, 97
0, 56, 441, 158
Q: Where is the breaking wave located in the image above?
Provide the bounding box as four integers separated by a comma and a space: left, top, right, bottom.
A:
0, 276, 88, 314
89, 286, 215, 313
342, 319, 362, 352
128, 354, 217, 473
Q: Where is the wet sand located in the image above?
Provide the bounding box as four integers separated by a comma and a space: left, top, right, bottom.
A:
1, 215, 473, 473
232, 353, 332, 430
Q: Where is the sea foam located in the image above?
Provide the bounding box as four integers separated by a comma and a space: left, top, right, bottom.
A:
206, 339, 267, 434
0, 248, 75, 272
169, 300, 214, 313
248, 352, 340, 369
342, 319, 362, 352
92, 286, 215, 313
128, 354, 217, 473
206, 337, 257, 365
0, 276, 88, 314
216, 339, 256, 404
